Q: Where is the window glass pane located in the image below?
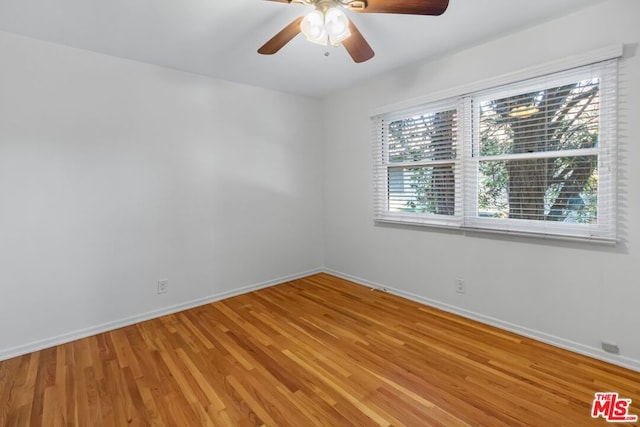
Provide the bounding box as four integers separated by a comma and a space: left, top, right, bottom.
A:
388, 165, 456, 215
387, 109, 457, 163
479, 79, 600, 156
478, 156, 598, 223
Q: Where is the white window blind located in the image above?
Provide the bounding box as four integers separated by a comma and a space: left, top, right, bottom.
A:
372, 99, 463, 228
465, 61, 617, 241
372, 59, 618, 242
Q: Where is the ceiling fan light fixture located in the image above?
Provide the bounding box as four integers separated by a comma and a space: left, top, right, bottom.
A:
301, 10, 328, 45
300, 6, 351, 47
325, 7, 351, 46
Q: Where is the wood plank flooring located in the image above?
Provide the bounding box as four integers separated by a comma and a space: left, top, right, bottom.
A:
1, 273, 638, 426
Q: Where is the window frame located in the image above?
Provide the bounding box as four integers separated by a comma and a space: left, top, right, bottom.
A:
372, 58, 618, 243
372, 99, 463, 229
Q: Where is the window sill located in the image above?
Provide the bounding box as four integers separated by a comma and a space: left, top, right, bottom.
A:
374, 218, 618, 245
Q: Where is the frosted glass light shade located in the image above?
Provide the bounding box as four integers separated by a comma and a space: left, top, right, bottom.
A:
301, 10, 328, 45
325, 7, 351, 46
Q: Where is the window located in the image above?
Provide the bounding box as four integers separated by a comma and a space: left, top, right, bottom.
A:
372, 60, 617, 242
372, 99, 462, 227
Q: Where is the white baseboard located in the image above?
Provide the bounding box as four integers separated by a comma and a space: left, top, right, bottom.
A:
0, 268, 323, 362
5, 267, 639, 373
324, 268, 640, 373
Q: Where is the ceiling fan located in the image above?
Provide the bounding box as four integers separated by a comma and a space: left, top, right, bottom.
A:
258, 0, 450, 63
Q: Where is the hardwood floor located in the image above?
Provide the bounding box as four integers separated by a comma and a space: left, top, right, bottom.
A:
1, 273, 638, 426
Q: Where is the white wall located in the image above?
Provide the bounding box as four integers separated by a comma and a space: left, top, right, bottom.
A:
0, 31, 324, 358
323, 0, 640, 371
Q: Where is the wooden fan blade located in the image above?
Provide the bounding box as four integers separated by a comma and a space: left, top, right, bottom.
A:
350, 0, 449, 15
342, 20, 374, 63
258, 17, 303, 55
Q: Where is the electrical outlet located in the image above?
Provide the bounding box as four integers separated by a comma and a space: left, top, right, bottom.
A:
158, 279, 169, 294
601, 341, 620, 354
455, 278, 465, 294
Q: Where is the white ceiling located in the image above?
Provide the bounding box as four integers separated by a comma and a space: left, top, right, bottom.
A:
0, 0, 603, 97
